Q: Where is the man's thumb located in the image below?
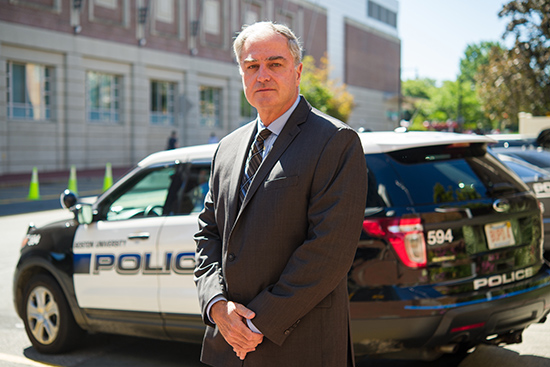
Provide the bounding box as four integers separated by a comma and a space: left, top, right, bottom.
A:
235, 304, 255, 320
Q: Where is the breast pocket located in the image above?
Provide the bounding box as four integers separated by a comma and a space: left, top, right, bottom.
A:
315, 293, 332, 308
263, 176, 299, 190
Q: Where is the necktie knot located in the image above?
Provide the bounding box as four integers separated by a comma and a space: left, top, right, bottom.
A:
257, 128, 272, 145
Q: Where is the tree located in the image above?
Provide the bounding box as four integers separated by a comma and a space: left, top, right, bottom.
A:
401, 78, 436, 128
476, 45, 526, 130
300, 55, 355, 122
458, 41, 504, 130
499, 0, 550, 115
474, 0, 550, 130
401, 78, 436, 99
459, 41, 502, 85
437, 79, 485, 129
401, 77, 484, 131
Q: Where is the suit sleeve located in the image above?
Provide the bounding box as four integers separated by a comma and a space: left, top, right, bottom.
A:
194, 147, 226, 327
247, 127, 367, 346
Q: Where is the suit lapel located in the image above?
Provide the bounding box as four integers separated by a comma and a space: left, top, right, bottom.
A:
239, 98, 311, 211
228, 121, 257, 225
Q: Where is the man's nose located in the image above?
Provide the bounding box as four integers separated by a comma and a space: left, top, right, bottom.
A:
257, 65, 271, 82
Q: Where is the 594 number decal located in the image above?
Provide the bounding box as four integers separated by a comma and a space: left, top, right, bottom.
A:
427, 229, 453, 245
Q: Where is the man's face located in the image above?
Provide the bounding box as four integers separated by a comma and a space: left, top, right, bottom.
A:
239, 32, 302, 123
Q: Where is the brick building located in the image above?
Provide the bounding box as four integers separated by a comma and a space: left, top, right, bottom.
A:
0, 0, 400, 175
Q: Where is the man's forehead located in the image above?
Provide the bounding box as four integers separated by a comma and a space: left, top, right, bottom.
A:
241, 32, 289, 53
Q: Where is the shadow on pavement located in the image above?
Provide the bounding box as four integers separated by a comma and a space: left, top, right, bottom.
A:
460, 344, 550, 367
23, 333, 206, 367
21, 335, 550, 367
357, 352, 467, 367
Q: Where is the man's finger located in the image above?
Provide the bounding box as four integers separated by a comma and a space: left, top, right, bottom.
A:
236, 349, 248, 360
233, 302, 256, 320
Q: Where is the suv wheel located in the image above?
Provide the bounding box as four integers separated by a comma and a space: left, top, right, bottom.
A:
23, 274, 83, 353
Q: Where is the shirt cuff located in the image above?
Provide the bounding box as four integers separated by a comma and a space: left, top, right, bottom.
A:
246, 319, 262, 334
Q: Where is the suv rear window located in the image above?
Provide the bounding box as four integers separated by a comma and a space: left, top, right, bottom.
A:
366, 143, 526, 207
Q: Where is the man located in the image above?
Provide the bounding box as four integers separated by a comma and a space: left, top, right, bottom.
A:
166, 130, 178, 150
194, 21, 367, 367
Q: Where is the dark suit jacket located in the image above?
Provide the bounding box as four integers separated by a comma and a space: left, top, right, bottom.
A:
194, 97, 367, 367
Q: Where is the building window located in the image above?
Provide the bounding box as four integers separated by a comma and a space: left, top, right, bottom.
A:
244, 10, 258, 25
200, 86, 221, 127
240, 91, 256, 123
86, 71, 120, 123
367, 1, 397, 28
204, 0, 220, 35
150, 80, 175, 125
6, 61, 51, 121
155, 0, 174, 23
95, 0, 118, 9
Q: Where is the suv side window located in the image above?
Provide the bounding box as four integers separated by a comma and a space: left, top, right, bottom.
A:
106, 166, 175, 221
99, 163, 211, 221
163, 164, 210, 215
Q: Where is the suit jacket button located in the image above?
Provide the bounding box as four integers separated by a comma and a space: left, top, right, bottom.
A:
227, 253, 235, 262
284, 330, 290, 335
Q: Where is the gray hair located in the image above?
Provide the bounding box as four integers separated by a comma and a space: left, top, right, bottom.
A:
233, 21, 303, 67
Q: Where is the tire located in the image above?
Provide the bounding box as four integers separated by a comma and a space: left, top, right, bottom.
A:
22, 274, 83, 354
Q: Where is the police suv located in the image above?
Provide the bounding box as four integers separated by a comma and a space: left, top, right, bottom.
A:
493, 151, 550, 253
13, 131, 550, 360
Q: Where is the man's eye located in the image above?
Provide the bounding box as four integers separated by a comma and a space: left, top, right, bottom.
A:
247, 65, 258, 69
271, 63, 282, 67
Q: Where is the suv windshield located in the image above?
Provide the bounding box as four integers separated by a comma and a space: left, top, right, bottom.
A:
366, 143, 526, 207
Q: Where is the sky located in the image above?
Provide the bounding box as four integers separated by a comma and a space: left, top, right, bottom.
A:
398, 0, 511, 84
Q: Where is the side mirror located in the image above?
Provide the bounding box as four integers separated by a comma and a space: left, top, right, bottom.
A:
75, 204, 94, 225
60, 189, 78, 209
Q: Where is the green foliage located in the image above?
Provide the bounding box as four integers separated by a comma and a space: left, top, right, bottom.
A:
459, 41, 502, 85
401, 77, 486, 131
401, 78, 436, 99
300, 55, 355, 122
499, 0, 550, 115
475, 0, 550, 130
476, 46, 524, 130
403, 0, 550, 133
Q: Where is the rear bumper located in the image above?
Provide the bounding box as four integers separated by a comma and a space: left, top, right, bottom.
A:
351, 267, 550, 355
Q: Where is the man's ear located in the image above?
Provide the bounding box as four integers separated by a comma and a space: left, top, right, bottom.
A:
295, 63, 303, 85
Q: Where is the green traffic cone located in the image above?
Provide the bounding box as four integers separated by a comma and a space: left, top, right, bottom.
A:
68, 165, 78, 194
27, 167, 41, 200
103, 162, 113, 192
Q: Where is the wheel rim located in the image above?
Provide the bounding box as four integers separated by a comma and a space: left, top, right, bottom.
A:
27, 285, 60, 345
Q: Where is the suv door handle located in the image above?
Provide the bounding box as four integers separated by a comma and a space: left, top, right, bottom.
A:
128, 232, 150, 240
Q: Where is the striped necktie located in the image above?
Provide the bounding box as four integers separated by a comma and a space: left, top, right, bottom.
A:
239, 128, 272, 204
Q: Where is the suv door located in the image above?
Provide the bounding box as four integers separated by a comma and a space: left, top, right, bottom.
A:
73, 165, 176, 312
157, 163, 210, 315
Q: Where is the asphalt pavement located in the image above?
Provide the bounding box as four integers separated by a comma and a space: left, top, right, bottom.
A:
0, 166, 132, 216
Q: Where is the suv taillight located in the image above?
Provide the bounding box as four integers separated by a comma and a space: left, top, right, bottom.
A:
362, 217, 427, 268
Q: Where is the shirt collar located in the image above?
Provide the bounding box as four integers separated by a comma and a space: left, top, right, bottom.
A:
257, 95, 301, 136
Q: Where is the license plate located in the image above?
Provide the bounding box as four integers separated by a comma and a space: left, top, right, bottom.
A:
485, 221, 515, 249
